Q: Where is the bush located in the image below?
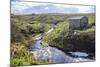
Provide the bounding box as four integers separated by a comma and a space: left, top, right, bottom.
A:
88, 16, 95, 28
63, 28, 95, 52
11, 43, 34, 66
43, 24, 54, 32
27, 22, 44, 34
42, 21, 69, 47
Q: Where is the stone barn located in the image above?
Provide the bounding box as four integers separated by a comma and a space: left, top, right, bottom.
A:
68, 16, 88, 30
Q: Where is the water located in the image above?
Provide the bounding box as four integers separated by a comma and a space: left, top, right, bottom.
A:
32, 46, 73, 63
69, 52, 88, 58
30, 35, 73, 63
30, 40, 43, 51
30, 39, 93, 63
30, 28, 93, 63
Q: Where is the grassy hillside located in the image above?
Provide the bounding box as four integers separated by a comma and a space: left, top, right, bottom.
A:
11, 14, 95, 66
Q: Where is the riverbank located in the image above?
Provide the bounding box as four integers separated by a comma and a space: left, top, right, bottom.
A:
29, 31, 95, 64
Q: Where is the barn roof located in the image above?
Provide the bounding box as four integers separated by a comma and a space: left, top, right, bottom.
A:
68, 16, 86, 20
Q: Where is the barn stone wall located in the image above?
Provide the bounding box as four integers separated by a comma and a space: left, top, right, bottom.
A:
69, 16, 88, 30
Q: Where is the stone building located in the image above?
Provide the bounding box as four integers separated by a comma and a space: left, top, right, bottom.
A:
68, 16, 88, 30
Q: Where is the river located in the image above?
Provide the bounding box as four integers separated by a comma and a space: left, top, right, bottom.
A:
30, 28, 94, 64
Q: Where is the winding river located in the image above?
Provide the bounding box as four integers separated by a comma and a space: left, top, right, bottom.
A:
30, 28, 94, 64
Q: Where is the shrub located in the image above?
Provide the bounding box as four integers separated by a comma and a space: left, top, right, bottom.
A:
64, 28, 95, 52
27, 22, 44, 34
88, 16, 95, 27
42, 21, 69, 47
11, 43, 34, 66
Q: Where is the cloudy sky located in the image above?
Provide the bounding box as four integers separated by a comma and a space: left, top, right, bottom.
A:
11, 1, 95, 15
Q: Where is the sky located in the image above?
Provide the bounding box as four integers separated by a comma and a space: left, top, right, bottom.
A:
11, 1, 95, 15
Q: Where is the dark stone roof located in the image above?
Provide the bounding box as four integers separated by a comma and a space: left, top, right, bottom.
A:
68, 16, 86, 20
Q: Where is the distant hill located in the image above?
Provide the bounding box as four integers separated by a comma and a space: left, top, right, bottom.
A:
11, 13, 95, 25
11, 13, 95, 16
